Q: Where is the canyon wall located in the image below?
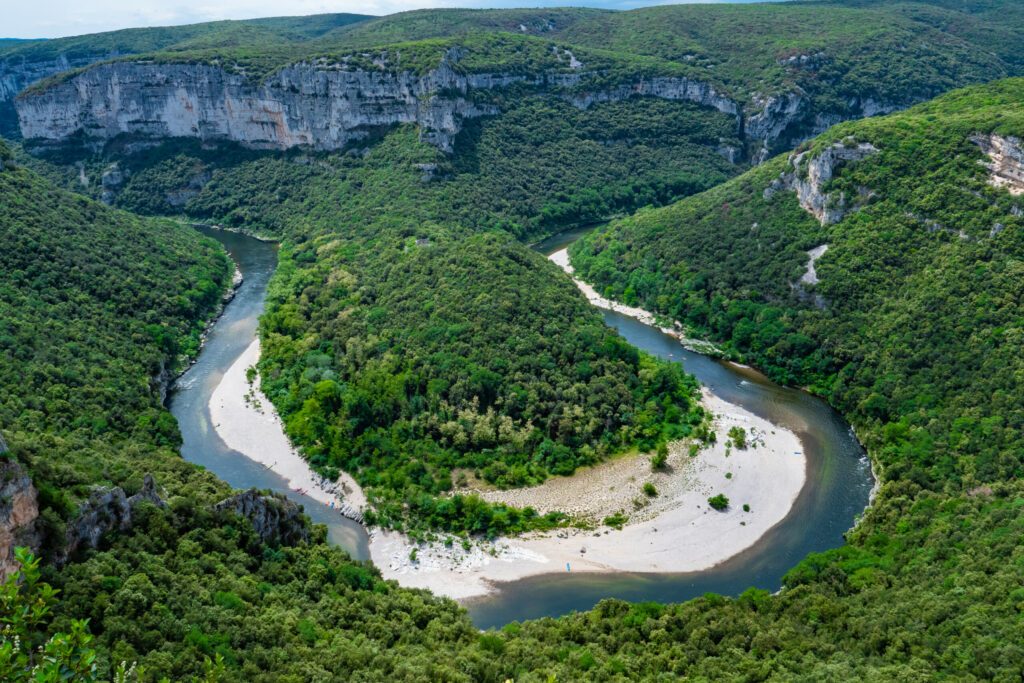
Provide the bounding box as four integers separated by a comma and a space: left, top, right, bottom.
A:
764, 141, 879, 225
16, 53, 748, 154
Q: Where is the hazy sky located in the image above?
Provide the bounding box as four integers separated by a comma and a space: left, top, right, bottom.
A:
3, 0, 761, 39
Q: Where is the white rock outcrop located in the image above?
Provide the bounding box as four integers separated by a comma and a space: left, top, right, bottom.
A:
971, 133, 1024, 195
764, 141, 878, 225
1, 52, 120, 103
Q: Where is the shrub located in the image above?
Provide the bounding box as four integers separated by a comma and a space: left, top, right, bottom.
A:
603, 511, 628, 529
708, 494, 730, 511
651, 442, 669, 471
728, 426, 748, 449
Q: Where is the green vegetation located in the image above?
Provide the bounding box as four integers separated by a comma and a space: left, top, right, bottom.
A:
24, 85, 736, 536
0, 138, 493, 681
573, 77, 1024, 491
1, 548, 101, 682
560, 76, 1024, 677
7, 4, 1024, 680
602, 511, 628, 530
0, 148, 231, 528
650, 442, 669, 471
642, 482, 657, 497
707, 494, 730, 511
728, 426, 747, 449
250, 128, 710, 535
0, 13, 369, 62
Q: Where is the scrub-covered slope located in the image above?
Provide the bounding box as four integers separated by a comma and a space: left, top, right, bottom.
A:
571, 77, 1024, 490
0, 138, 231, 510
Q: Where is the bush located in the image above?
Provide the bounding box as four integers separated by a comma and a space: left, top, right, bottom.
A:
603, 511, 628, 529
642, 482, 658, 497
651, 442, 669, 471
708, 494, 730, 511
728, 426, 747, 449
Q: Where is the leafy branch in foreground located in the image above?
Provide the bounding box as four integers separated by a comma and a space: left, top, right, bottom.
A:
1, 546, 99, 682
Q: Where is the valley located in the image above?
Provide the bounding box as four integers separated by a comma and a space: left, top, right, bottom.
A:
3, 2, 1024, 680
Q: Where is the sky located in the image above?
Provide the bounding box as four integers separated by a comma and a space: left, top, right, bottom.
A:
2, 0, 764, 39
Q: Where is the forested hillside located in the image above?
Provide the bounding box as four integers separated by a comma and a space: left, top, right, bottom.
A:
0, 138, 490, 681
0, 139, 231, 517
557, 76, 1024, 678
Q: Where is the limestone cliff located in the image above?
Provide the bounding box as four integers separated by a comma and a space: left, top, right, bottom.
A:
0, 457, 42, 579
764, 141, 879, 225
0, 51, 121, 136
746, 92, 897, 163
13, 43, 910, 162
971, 133, 1024, 195
16, 52, 747, 155
3, 54, 100, 102
214, 489, 310, 546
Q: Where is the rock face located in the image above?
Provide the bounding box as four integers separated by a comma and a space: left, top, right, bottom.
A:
765, 141, 879, 225
0, 458, 42, 579
971, 133, 1024, 195
56, 474, 166, 566
12, 43, 911, 162
563, 74, 737, 117
1, 52, 123, 136
746, 93, 897, 163
1, 53, 118, 103
16, 53, 745, 154
214, 489, 309, 546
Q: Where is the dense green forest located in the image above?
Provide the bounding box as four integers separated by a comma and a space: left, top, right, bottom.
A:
11, 62, 748, 537
0, 138, 232, 527
571, 78, 1024, 490
251, 122, 717, 535
560, 77, 1024, 676
15, 86, 742, 537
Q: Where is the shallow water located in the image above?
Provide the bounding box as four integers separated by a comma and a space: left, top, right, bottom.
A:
170, 226, 871, 629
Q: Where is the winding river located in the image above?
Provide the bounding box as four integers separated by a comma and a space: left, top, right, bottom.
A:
170, 226, 873, 630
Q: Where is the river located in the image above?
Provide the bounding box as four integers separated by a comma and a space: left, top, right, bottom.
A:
169, 226, 873, 629
168, 227, 369, 559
